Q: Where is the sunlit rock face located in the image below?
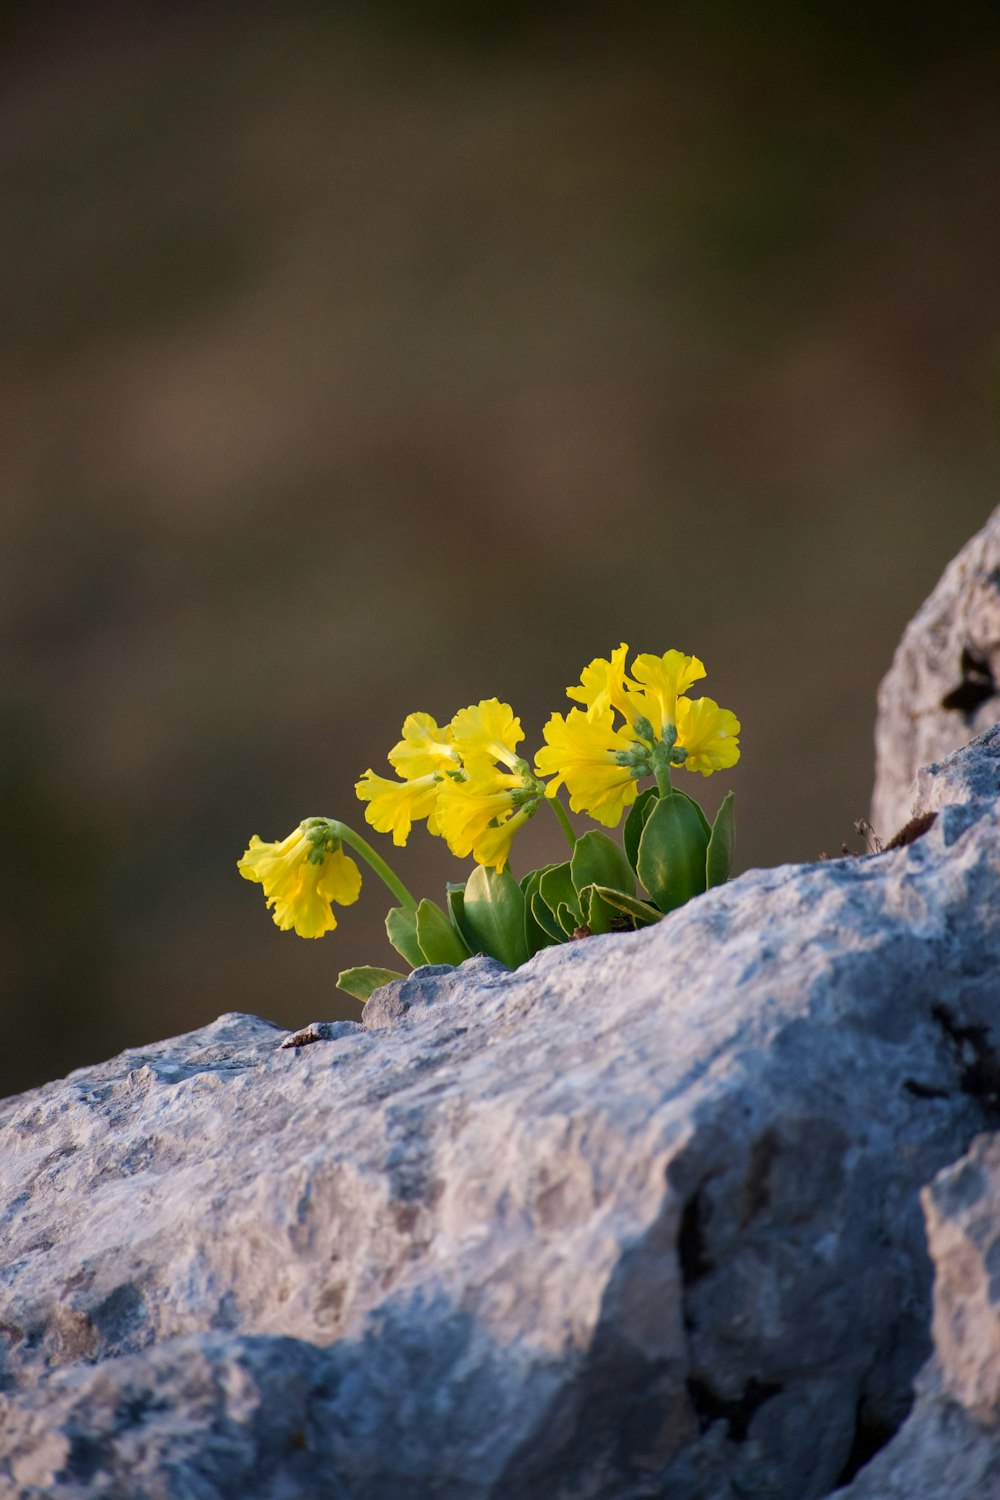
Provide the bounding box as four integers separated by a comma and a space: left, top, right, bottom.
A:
872, 502, 1000, 841
8, 516, 1000, 1498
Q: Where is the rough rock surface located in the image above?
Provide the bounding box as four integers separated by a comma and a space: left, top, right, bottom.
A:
833, 1127, 1000, 1500
4, 730, 1000, 1497
872, 503, 1000, 838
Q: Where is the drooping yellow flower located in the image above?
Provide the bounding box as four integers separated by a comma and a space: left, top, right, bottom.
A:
355, 711, 458, 845
535, 702, 640, 828
238, 823, 361, 938
354, 769, 443, 846
434, 755, 535, 870
387, 713, 458, 780
628, 650, 706, 735
675, 697, 741, 775
448, 698, 524, 770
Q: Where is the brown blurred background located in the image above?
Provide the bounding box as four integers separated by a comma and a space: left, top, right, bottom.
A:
2, 1, 999, 1098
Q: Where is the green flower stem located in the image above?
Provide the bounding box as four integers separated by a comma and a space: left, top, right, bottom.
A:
326, 821, 418, 911
546, 792, 578, 851
650, 742, 673, 799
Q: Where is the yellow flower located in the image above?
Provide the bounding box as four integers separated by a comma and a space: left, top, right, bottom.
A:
566, 643, 633, 721
434, 755, 535, 870
387, 713, 458, 779
627, 650, 706, 735
474, 804, 537, 870
238, 823, 361, 938
535, 702, 639, 828
675, 696, 741, 775
448, 698, 524, 769
424, 699, 543, 870
355, 711, 458, 845
354, 769, 442, 846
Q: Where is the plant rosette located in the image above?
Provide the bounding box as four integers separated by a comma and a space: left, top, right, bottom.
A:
238, 645, 740, 999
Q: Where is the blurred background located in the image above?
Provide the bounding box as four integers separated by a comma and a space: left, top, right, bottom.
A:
2, 0, 999, 1098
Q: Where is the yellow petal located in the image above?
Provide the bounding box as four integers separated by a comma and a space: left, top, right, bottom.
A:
434, 763, 517, 859
535, 706, 638, 828
387, 713, 457, 780
237, 824, 361, 938
675, 696, 741, 775
355, 769, 440, 846
317, 847, 362, 906
566, 643, 632, 721
448, 699, 523, 771
629, 651, 707, 734
472, 804, 534, 872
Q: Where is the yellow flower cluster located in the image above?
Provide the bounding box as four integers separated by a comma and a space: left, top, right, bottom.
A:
356, 645, 739, 864
536, 644, 740, 827
239, 646, 740, 940
357, 698, 544, 872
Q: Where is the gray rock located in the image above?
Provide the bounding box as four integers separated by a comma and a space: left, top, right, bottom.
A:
832, 1361, 1000, 1500
834, 1130, 1000, 1500
924, 1131, 1000, 1425
5, 740, 1000, 1497
872, 504, 1000, 839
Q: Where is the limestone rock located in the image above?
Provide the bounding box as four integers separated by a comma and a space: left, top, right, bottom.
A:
834, 1130, 1000, 1500
872, 504, 1000, 838
925, 1131, 1000, 1425
5, 737, 1000, 1496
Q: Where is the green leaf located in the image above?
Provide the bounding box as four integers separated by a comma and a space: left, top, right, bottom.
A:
385, 906, 423, 967
556, 902, 581, 937
416, 898, 471, 966
623, 786, 659, 872
445, 882, 477, 952
672, 784, 712, 840
461, 865, 529, 969
637, 792, 709, 913
589, 884, 663, 928
531, 890, 564, 943
570, 830, 636, 901
539, 862, 581, 928
522, 868, 559, 956
580, 883, 621, 935
337, 965, 406, 1001
706, 791, 736, 888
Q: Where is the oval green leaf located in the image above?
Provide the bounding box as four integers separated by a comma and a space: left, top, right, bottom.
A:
461, 865, 529, 970
416, 898, 471, 966
531, 890, 564, 943
556, 901, 581, 937
706, 790, 736, 888
671, 784, 712, 840
623, 786, 659, 873
522, 868, 559, 955
539, 862, 581, 928
570, 830, 636, 901
590, 884, 663, 928
445, 882, 478, 953
337, 965, 407, 1002
385, 905, 423, 967
637, 791, 709, 913
580, 883, 622, 935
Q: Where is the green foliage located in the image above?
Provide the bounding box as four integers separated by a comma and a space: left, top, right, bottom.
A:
460, 865, 530, 970
416, 897, 472, 965
349, 783, 735, 994
337, 965, 406, 1000
637, 791, 709, 912
385, 905, 424, 967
